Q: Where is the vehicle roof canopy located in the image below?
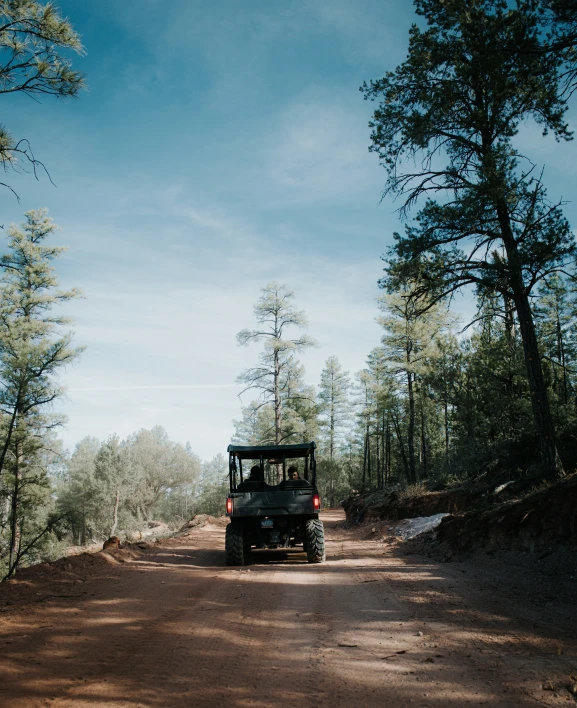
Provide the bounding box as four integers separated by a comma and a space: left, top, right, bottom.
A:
227, 442, 316, 460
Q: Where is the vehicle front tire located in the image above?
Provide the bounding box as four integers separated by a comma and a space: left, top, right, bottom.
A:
225, 522, 245, 566
305, 519, 326, 563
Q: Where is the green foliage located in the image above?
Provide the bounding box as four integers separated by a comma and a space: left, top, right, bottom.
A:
193, 455, 229, 517
236, 282, 316, 447
0, 209, 82, 577
232, 401, 275, 446
57, 427, 203, 540
317, 356, 350, 459
362, 0, 575, 480
54, 436, 99, 545
0, 0, 84, 193
544, 0, 577, 93
316, 458, 352, 508
125, 426, 200, 521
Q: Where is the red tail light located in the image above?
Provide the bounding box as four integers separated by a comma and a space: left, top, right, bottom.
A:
226, 497, 233, 515
313, 494, 320, 510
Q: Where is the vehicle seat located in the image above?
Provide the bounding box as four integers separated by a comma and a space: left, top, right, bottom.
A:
283, 479, 311, 489
236, 480, 268, 492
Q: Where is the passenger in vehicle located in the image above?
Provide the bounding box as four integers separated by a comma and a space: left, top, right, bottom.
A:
288, 466, 300, 480
286, 466, 310, 487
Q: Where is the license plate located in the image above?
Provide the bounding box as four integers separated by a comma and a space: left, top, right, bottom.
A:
261, 519, 274, 528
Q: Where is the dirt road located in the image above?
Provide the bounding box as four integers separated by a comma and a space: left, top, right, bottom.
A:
1, 510, 576, 707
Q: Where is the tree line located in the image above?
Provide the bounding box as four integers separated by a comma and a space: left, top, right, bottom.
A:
55, 429, 228, 545
233, 271, 577, 507
234, 0, 577, 498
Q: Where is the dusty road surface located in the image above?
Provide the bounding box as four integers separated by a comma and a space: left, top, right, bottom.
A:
1, 510, 576, 707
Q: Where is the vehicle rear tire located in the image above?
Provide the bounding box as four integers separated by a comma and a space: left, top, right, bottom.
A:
225, 522, 245, 566
305, 519, 326, 563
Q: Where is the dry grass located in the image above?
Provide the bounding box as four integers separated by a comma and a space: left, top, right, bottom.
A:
397, 481, 428, 503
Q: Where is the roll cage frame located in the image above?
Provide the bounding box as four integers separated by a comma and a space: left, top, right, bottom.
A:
226, 442, 317, 492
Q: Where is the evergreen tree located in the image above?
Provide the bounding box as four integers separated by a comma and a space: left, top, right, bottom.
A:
232, 401, 276, 446
92, 435, 132, 537
318, 356, 351, 460
362, 0, 575, 480
237, 282, 315, 447
0, 209, 82, 575
125, 426, 198, 522
55, 436, 100, 545
534, 275, 575, 409
0, 0, 85, 195
1, 430, 63, 579
194, 454, 229, 517
541, 0, 577, 92
378, 283, 453, 483
425, 335, 461, 468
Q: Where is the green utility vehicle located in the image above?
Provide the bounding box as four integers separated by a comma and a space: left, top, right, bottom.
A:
225, 442, 325, 566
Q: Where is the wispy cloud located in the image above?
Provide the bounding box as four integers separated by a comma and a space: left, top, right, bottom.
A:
260, 88, 382, 206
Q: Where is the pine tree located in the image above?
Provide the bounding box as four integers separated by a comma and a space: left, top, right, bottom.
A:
92, 435, 131, 538
237, 282, 315, 447
535, 275, 575, 408
378, 282, 453, 483
125, 426, 198, 522
195, 454, 229, 517
362, 0, 575, 480
56, 436, 100, 545
0, 209, 82, 575
0, 1, 85, 195
318, 356, 351, 461
232, 401, 276, 445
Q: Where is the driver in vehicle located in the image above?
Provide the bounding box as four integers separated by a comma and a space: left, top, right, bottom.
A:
248, 465, 262, 481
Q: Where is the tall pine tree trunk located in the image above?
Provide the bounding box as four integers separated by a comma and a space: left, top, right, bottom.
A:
385, 421, 391, 486
406, 372, 417, 483
329, 392, 335, 462
498, 202, 564, 481
8, 442, 22, 577
376, 418, 381, 489
392, 413, 410, 482
420, 406, 428, 478
367, 427, 372, 488
273, 348, 283, 482
110, 489, 120, 536
444, 400, 450, 465
557, 316, 568, 405
361, 428, 368, 490
274, 349, 281, 445
380, 412, 386, 489
0, 381, 24, 482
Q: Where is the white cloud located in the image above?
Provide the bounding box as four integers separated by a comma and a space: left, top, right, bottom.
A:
55, 197, 385, 459
260, 88, 382, 206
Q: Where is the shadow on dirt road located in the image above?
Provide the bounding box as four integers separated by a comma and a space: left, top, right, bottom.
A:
0, 510, 575, 707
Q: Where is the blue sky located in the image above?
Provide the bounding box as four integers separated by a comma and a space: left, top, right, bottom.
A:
1, 1, 576, 459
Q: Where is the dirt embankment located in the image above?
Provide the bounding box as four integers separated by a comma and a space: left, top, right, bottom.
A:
343, 485, 486, 525
435, 473, 577, 554
344, 474, 577, 557
0, 514, 228, 613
